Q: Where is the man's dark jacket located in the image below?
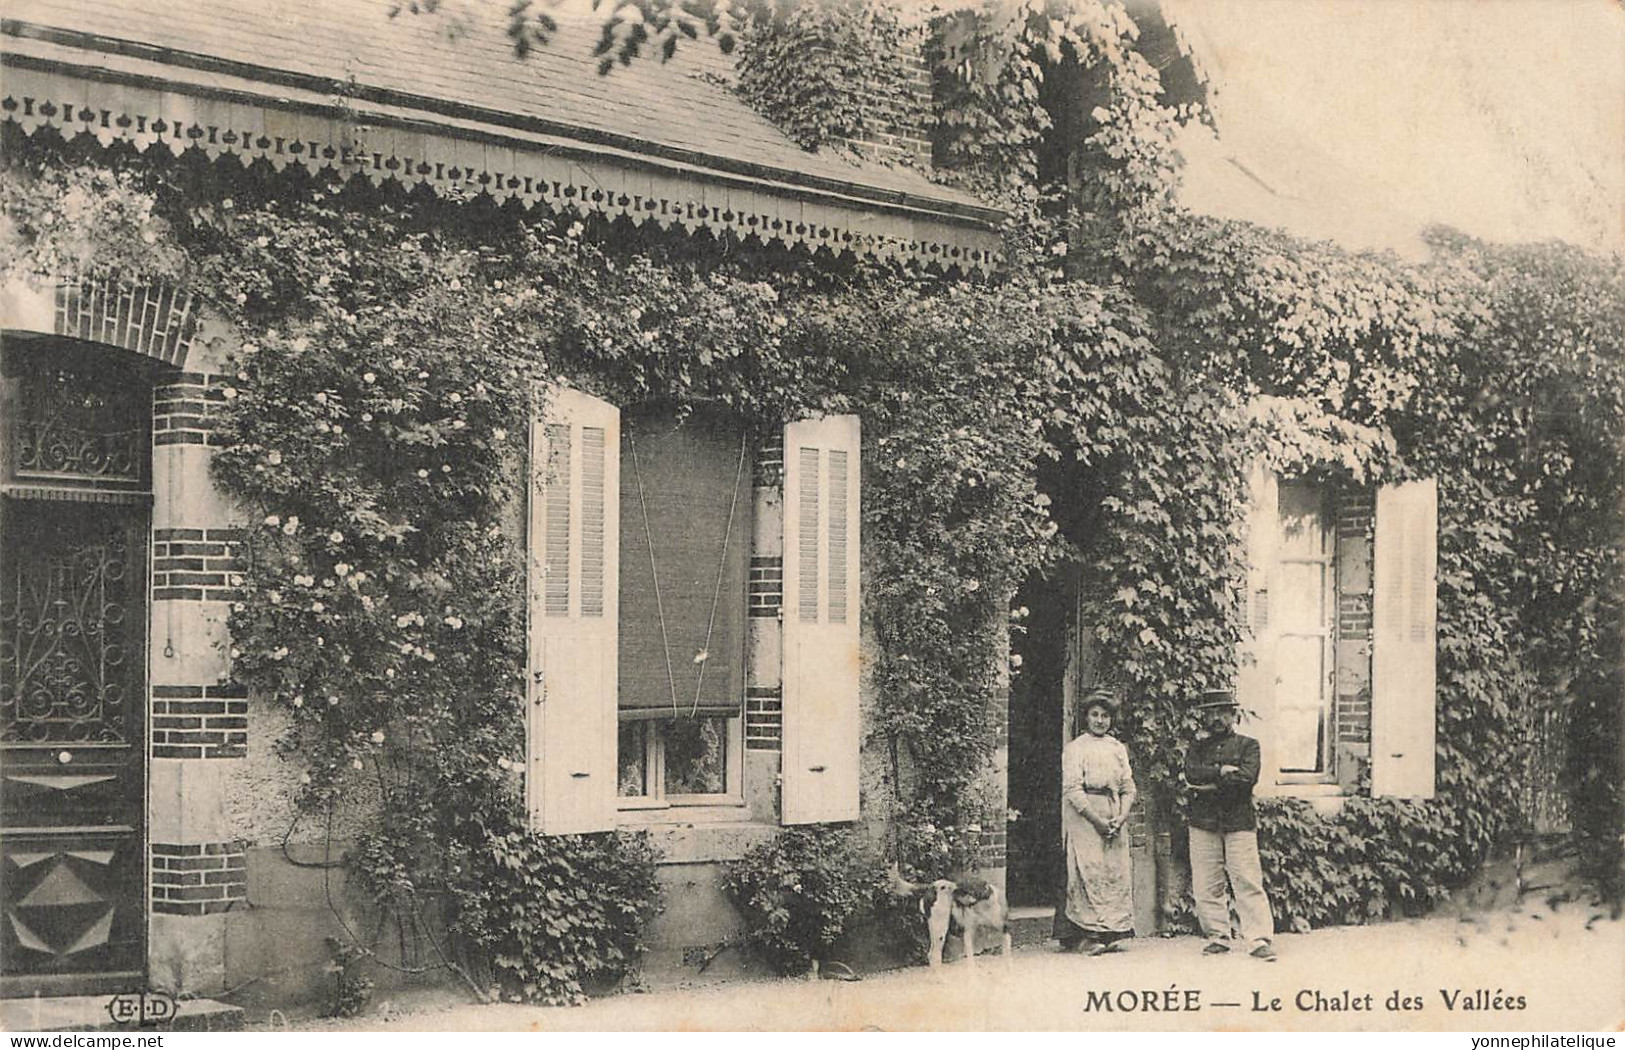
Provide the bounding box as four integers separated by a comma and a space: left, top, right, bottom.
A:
1184, 730, 1261, 832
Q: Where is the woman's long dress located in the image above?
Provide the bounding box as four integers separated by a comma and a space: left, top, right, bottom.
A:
1057, 732, 1138, 938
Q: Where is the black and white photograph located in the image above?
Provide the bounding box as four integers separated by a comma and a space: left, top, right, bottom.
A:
0, 0, 1621, 1036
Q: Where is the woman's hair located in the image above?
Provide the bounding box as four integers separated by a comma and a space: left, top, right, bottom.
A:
1080, 686, 1116, 722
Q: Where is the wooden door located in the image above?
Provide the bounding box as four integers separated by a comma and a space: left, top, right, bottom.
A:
1, 341, 152, 996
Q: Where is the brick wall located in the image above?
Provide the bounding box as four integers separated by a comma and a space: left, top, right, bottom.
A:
151, 685, 249, 759
748, 555, 782, 619
154, 372, 230, 447
752, 429, 784, 486
745, 686, 782, 751
152, 527, 245, 602
54, 276, 201, 367
822, 22, 932, 170
150, 841, 248, 916
1335, 488, 1375, 751
841, 44, 933, 169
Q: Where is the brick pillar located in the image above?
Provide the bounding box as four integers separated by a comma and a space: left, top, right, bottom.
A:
743, 428, 784, 822
146, 367, 247, 996
1335, 487, 1375, 793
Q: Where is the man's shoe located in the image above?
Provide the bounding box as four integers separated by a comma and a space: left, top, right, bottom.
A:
1249, 942, 1277, 962
1202, 941, 1231, 955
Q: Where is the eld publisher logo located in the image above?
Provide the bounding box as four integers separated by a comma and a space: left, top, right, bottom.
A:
105, 991, 178, 1027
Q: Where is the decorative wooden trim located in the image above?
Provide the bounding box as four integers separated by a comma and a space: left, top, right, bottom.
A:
0, 44, 1003, 274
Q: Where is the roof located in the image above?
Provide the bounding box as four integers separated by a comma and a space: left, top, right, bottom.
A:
1, 0, 1004, 271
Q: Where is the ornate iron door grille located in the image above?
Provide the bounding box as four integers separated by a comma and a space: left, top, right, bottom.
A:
1, 339, 152, 997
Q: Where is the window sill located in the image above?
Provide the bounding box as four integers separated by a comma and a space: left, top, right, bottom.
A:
619, 815, 779, 865
617, 802, 751, 825
1263, 781, 1348, 816
1271, 782, 1344, 797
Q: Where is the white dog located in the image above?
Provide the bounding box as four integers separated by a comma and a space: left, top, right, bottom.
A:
889, 866, 1013, 969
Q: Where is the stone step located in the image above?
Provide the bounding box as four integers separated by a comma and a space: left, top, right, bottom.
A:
0, 994, 244, 1032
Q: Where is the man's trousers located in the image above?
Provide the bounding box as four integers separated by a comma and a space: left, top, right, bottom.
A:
1188, 826, 1275, 946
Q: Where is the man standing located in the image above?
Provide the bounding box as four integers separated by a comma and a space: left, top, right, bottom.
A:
1185, 689, 1277, 961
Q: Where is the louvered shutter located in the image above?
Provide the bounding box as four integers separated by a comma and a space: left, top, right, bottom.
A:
527, 386, 620, 833
1236, 463, 1283, 794
1372, 478, 1438, 800
781, 414, 861, 824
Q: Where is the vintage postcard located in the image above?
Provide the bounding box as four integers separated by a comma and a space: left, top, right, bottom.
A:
0, 0, 1620, 1036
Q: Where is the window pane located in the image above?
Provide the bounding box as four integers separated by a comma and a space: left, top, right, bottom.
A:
618, 721, 649, 797
1276, 635, 1328, 772
1278, 482, 1329, 558
664, 717, 729, 795
1277, 562, 1329, 630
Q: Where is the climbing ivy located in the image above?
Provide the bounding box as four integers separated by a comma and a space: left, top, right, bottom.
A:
1, 0, 1618, 998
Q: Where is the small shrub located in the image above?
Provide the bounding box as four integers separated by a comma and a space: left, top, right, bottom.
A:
447, 826, 661, 1005
322, 937, 374, 1019
723, 826, 877, 976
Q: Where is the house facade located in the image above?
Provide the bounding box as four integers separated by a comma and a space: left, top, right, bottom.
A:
2, 0, 1593, 1017
0, 0, 1005, 1004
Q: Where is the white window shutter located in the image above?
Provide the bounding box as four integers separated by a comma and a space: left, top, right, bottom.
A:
1372, 478, 1438, 800
1237, 462, 1283, 794
527, 385, 620, 834
781, 414, 861, 825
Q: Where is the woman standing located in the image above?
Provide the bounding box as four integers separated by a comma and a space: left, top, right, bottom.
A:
1054, 689, 1138, 953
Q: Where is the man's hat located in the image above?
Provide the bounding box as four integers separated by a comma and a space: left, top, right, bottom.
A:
1194, 689, 1239, 710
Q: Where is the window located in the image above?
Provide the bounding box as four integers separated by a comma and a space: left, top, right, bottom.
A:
525, 387, 863, 834
1239, 464, 1437, 801
617, 716, 743, 806
1273, 480, 1335, 780
615, 406, 751, 811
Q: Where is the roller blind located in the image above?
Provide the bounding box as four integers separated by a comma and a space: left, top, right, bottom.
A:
617, 406, 750, 720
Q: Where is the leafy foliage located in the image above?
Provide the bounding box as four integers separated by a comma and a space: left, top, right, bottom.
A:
2, 0, 1619, 974
448, 824, 661, 1004
736, 0, 924, 155
323, 937, 377, 1018
722, 826, 878, 974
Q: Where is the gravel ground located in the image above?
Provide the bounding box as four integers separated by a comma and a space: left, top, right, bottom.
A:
280, 899, 1624, 1033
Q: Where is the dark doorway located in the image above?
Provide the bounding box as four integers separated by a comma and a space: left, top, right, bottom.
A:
1005, 569, 1072, 908
1, 338, 156, 997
